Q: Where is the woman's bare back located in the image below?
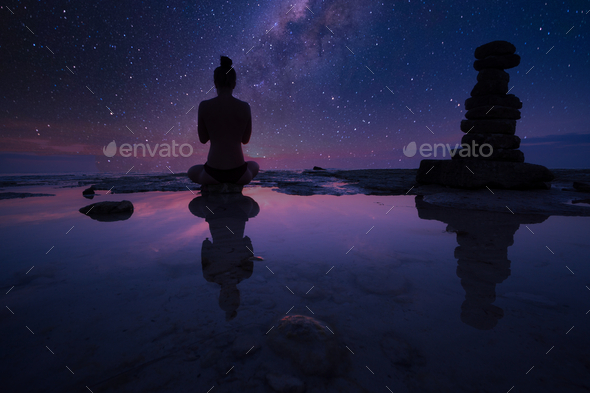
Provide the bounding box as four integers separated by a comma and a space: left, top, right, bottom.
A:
198, 94, 252, 169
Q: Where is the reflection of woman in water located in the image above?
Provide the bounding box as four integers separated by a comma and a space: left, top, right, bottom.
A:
187, 56, 260, 186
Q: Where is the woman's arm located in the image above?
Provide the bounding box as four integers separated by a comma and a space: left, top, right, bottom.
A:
242, 103, 252, 144
198, 102, 209, 144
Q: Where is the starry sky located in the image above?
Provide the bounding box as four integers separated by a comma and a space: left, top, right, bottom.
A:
1, 0, 589, 173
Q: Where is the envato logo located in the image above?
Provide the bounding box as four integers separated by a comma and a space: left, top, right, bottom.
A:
102, 140, 194, 158
402, 141, 493, 158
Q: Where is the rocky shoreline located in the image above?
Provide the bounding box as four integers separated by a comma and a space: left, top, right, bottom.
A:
1, 169, 590, 216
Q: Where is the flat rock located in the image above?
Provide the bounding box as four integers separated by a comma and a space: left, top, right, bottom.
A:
461, 119, 517, 134
465, 105, 521, 120
461, 134, 521, 149
470, 79, 509, 96
452, 148, 525, 163
573, 182, 590, 192
266, 373, 305, 393
476, 68, 510, 82
312, 166, 326, 170
474, 41, 516, 59
465, 94, 522, 110
0, 192, 55, 200
416, 159, 554, 190
474, 54, 521, 70
79, 200, 134, 222
267, 315, 348, 376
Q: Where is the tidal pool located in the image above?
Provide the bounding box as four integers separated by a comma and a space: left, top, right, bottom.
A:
1, 185, 589, 393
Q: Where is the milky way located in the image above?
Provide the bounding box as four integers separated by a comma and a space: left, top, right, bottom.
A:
1, 0, 588, 171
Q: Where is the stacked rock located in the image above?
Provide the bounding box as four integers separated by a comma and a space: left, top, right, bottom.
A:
455, 41, 524, 162
415, 40, 554, 189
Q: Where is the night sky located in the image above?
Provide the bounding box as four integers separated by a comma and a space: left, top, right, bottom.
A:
1, 0, 589, 172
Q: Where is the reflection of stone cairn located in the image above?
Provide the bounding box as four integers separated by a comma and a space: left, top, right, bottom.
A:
458, 41, 523, 162
416, 40, 554, 189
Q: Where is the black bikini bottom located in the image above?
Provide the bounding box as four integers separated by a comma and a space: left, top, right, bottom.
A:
203, 162, 248, 184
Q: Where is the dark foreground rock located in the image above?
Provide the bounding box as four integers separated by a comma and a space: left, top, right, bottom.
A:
474, 40, 516, 59
267, 315, 349, 376
79, 201, 134, 222
573, 182, 590, 192
416, 159, 554, 189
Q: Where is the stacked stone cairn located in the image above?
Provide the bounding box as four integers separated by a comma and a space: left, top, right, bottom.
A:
416, 41, 554, 189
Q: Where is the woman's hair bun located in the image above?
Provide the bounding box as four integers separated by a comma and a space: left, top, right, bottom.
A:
220, 56, 232, 68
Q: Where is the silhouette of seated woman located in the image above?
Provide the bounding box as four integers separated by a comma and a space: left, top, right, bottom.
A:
187, 56, 260, 188
189, 192, 260, 321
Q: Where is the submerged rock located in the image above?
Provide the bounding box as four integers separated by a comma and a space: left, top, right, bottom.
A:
266, 373, 305, 393
267, 315, 348, 376
573, 182, 590, 192
312, 166, 326, 171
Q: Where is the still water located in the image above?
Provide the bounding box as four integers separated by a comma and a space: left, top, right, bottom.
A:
1, 186, 589, 392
